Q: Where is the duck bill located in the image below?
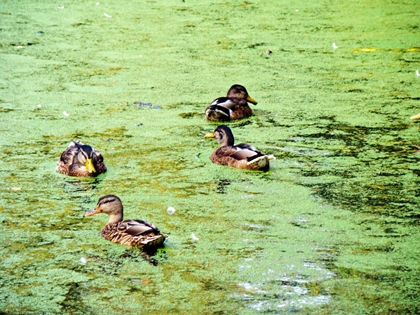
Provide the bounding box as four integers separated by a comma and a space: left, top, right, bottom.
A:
204, 132, 215, 138
85, 206, 101, 217
246, 95, 258, 105
85, 158, 96, 173
410, 112, 420, 120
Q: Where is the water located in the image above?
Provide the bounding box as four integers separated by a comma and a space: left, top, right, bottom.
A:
1, 0, 419, 314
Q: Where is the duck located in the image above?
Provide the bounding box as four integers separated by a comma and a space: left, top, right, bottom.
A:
205, 84, 258, 121
85, 194, 166, 249
56, 141, 107, 177
204, 125, 275, 170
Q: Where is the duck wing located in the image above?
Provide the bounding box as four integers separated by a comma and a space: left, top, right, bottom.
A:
231, 143, 266, 161
211, 97, 248, 109
210, 97, 237, 109
231, 149, 262, 161
92, 148, 106, 171
118, 220, 161, 236
236, 143, 262, 153
58, 141, 81, 165
214, 144, 262, 161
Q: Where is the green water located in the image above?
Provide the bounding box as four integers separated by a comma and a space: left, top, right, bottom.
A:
1, 0, 419, 314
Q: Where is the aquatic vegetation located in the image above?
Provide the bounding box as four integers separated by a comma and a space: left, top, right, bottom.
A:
1, 0, 420, 314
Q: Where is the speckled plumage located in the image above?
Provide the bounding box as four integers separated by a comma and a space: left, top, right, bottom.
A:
56, 141, 106, 177
85, 195, 166, 249
205, 125, 275, 171
205, 85, 258, 121
101, 220, 165, 247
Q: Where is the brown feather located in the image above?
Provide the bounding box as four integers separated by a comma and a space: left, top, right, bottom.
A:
85, 195, 166, 250
102, 223, 166, 247
205, 85, 257, 121
207, 125, 274, 171
56, 141, 107, 177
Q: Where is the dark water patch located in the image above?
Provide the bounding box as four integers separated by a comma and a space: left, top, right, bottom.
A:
284, 120, 420, 223
60, 176, 104, 194
84, 249, 158, 275
60, 282, 94, 315
326, 265, 420, 313
216, 178, 231, 194
303, 177, 420, 223
0, 106, 14, 113
179, 111, 202, 118
1, 0, 420, 313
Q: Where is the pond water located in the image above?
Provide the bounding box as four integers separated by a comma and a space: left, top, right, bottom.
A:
1, 0, 419, 314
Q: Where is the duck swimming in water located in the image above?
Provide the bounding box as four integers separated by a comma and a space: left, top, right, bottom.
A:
205, 125, 275, 170
85, 194, 166, 249
56, 141, 107, 177
205, 84, 258, 121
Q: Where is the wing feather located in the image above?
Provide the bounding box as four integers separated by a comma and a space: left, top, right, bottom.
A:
119, 220, 160, 236
231, 149, 260, 160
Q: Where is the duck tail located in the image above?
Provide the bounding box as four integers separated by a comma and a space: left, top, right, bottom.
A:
205, 105, 230, 121
267, 154, 276, 161
246, 155, 269, 167
142, 234, 166, 248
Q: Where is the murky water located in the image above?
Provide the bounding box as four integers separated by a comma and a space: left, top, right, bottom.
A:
1, 0, 419, 314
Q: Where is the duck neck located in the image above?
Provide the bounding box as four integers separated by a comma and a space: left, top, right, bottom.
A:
222, 130, 234, 147
107, 209, 123, 224
224, 137, 234, 147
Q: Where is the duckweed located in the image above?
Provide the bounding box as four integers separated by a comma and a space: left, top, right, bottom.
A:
1, 0, 419, 314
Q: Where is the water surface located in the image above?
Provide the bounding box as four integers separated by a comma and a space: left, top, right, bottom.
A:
1, 0, 419, 314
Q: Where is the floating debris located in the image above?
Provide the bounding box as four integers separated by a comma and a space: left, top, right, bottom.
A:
136, 101, 152, 107
262, 50, 272, 58
8, 186, 22, 191
57, 5, 64, 9
80, 257, 87, 265
191, 233, 199, 242
37, 104, 42, 108
167, 207, 176, 215
63, 111, 69, 117
135, 123, 143, 127
352, 47, 379, 53
332, 42, 338, 50
410, 112, 420, 120
134, 101, 161, 109
104, 13, 112, 18
416, 69, 420, 77
36, 31, 44, 35
17, 45, 23, 49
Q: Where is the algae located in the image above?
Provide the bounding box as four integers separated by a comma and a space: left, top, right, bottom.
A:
1, 0, 420, 314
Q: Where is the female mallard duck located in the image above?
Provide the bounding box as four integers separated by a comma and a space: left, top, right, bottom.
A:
56, 141, 106, 177
205, 84, 258, 121
205, 125, 275, 170
85, 195, 166, 249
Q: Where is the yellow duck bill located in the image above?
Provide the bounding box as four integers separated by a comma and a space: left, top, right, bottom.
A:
85, 158, 97, 173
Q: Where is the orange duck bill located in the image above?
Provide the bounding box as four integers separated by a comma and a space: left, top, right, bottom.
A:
85, 206, 101, 217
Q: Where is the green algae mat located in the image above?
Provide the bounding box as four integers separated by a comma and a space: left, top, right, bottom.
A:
1, 0, 419, 314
